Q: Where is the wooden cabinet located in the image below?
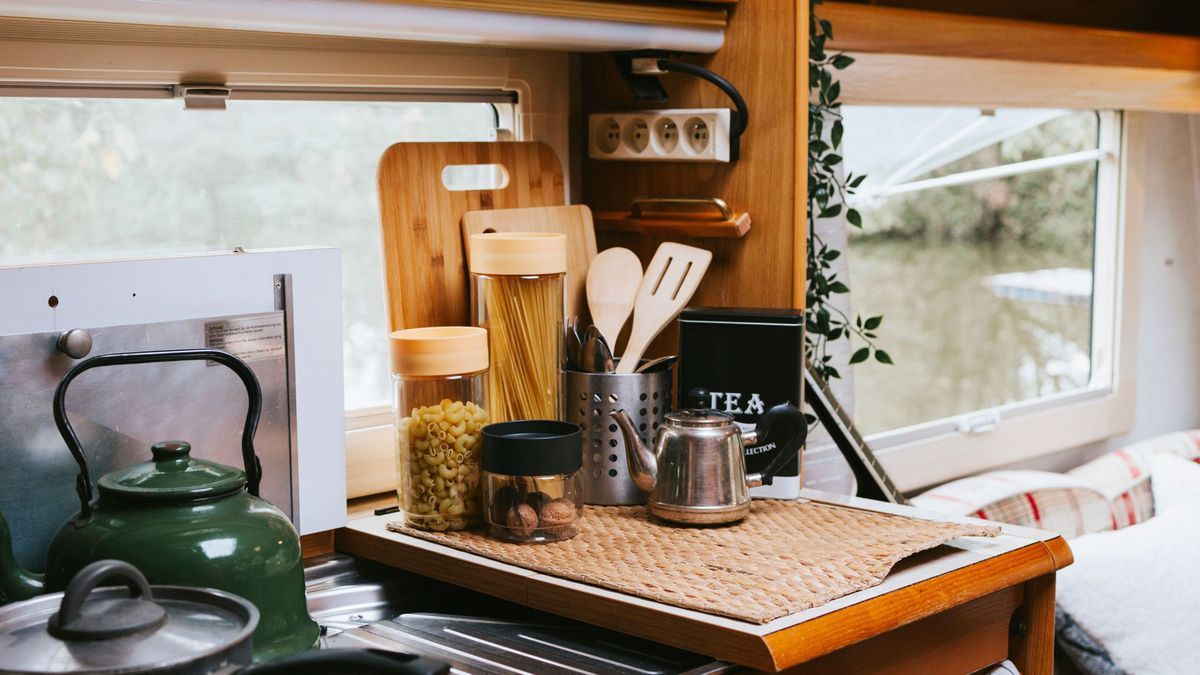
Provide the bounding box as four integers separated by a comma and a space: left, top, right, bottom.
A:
580, 0, 808, 322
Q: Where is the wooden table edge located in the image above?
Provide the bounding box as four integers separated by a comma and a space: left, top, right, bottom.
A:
335, 523, 1069, 673
762, 536, 1068, 670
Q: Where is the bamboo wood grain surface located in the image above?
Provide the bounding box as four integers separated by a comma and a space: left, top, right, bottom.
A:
461, 205, 597, 321
376, 141, 565, 330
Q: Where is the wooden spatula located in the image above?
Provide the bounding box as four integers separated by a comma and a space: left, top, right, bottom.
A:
615, 243, 713, 374
586, 247, 642, 351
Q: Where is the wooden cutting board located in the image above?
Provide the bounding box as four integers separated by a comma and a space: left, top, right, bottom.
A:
461, 205, 598, 321
377, 141, 565, 330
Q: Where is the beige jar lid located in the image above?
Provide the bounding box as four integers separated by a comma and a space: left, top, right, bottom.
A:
468, 232, 567, 276
390, 326, 488, 377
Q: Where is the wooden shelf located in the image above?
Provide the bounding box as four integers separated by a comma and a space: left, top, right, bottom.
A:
822, 3, 1200, 112
337, 490, 1071, 672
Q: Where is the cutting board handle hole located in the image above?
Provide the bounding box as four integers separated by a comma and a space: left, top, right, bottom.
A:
441, 163, 509, 191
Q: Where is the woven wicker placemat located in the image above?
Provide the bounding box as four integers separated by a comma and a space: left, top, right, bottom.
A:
388, 499, 999, 624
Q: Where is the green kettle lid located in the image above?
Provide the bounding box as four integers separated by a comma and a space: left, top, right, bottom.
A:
97, 441, 247, 502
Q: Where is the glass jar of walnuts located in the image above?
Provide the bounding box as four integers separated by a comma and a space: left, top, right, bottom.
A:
391, 326, 489, 532
481, 420, 583, 543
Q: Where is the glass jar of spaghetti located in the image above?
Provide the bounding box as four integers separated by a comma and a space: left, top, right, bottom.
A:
391, 326, 489, 532
468, 232, 565, 422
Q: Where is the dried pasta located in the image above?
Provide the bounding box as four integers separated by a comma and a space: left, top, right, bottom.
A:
477, 274, 563, 422
398, 398, 487, 531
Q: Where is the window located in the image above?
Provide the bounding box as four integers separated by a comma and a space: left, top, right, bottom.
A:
840, 107, 1135, 484
0, 95, 504, 410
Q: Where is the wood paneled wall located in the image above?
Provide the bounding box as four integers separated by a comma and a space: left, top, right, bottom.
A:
833, 0, 1200, 37
579, 0, 806, 354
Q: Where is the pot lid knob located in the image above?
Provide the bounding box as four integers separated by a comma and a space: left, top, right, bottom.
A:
48, 560, 167, 641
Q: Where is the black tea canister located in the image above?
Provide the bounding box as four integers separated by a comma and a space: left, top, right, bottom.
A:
678, 307, 805, 499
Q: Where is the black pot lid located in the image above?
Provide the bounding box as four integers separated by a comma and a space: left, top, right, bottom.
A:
0, 560, 258, 674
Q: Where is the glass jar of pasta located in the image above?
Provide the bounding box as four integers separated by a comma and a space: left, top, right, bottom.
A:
391, 326, 489, 532
468, 232, 565, 423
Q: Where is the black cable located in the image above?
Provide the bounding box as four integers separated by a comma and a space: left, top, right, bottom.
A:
656, 59, 749, 139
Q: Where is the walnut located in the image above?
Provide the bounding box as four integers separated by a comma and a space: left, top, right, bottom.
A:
537, 498, 576, 532
525, 490, 553, 511
505, 503, 539, 538
490, 484, 520, 524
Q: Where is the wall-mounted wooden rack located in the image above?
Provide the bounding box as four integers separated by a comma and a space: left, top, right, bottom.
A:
594, 196, 751, 238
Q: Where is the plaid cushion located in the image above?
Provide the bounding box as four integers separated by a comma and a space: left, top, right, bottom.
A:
912, 470, 1115, 539
1068, 430, 1200, 528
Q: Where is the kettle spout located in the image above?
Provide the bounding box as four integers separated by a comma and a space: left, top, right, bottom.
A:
0, 511, 45, 604
609, 410, 657, 493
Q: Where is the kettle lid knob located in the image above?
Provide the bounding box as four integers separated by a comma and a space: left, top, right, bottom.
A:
151, 441, 191, 462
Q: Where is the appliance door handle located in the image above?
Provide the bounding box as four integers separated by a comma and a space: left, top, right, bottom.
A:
53, 348, 264, 517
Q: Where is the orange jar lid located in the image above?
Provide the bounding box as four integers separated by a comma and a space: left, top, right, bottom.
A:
389, 326, 488, 377
468, 232, 567, 276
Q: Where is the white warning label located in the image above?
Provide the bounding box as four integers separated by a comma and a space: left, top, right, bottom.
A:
204, 315, 286, 364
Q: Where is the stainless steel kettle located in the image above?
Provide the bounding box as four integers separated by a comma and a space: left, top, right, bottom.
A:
610, 402, 807, 525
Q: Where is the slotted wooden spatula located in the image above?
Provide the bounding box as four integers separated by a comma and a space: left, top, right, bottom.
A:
615, 243, 713, 374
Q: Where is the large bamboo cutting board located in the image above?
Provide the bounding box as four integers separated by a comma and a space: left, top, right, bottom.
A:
461, 205, 598, 321
377, 142, 565, 330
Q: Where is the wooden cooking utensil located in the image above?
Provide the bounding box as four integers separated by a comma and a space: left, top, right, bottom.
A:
586, 247, 642, 351
461, 205, 597, 320
377, 141, 564, 330
615, 243, 713, 374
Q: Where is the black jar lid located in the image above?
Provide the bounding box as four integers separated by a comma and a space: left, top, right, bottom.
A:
482, 420, 582, 476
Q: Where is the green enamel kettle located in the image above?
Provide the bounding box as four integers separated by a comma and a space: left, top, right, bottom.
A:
0, 349, 318, 661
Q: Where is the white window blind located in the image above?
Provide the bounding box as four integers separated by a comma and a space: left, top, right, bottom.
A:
0, 0, 726, 53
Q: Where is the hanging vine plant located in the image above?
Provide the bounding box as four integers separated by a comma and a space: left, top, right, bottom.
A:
806, 0, 891, 380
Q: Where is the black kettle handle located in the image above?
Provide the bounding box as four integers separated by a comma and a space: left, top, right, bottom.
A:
54, 349, 263, 518
750, 402, 808, 487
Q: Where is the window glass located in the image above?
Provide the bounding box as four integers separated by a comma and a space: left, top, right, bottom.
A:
0, 97, 498, 409
842, 107, 1100, 435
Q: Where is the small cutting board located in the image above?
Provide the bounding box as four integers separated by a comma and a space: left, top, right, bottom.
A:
462, 205, 598, 321
377, 141, 565, 330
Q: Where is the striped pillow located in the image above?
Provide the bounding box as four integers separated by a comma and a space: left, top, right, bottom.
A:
1068, 430, 1200, 528
912, 470, 1115, 539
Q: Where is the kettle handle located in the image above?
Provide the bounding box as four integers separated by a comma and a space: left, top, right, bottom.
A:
746, 403, 808, 487
53, 349, 264, 518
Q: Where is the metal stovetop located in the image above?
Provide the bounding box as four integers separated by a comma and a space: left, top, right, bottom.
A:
305, 554, 739, 675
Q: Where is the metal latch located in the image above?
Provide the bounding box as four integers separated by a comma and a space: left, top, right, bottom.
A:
174, 84, 231, 111
956, 409, 1001, 435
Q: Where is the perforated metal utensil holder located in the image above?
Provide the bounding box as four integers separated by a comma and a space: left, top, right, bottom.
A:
566, 368, 672, 505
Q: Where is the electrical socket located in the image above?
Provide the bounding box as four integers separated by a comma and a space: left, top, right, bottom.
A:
588, 109, 731, 163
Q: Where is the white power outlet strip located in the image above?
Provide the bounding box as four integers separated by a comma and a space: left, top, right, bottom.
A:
589, 109, 731, 163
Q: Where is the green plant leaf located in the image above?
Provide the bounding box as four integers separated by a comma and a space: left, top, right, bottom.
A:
849, 174, 866, 188
831, 54, 855, 69
829, 281, 850, 293
846, 208, 862, 227
831, 120, 843, 149
824, 249, 841, 261
827, 81, 840, 102
821, 153, 842, 166
864, 315, 882, 330
849, 347, 869, 364
875, 350, 894, 364
818, 204, 842, 219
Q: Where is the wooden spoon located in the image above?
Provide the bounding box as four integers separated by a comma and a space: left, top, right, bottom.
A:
586, 247, 643, 352
615, 243, 712, 374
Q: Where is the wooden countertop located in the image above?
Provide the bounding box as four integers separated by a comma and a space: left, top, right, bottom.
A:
336, 490, 1070, 672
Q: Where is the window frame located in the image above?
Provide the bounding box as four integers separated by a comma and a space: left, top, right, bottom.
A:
867, 111, 1145, 492
0, 26, 568, 498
